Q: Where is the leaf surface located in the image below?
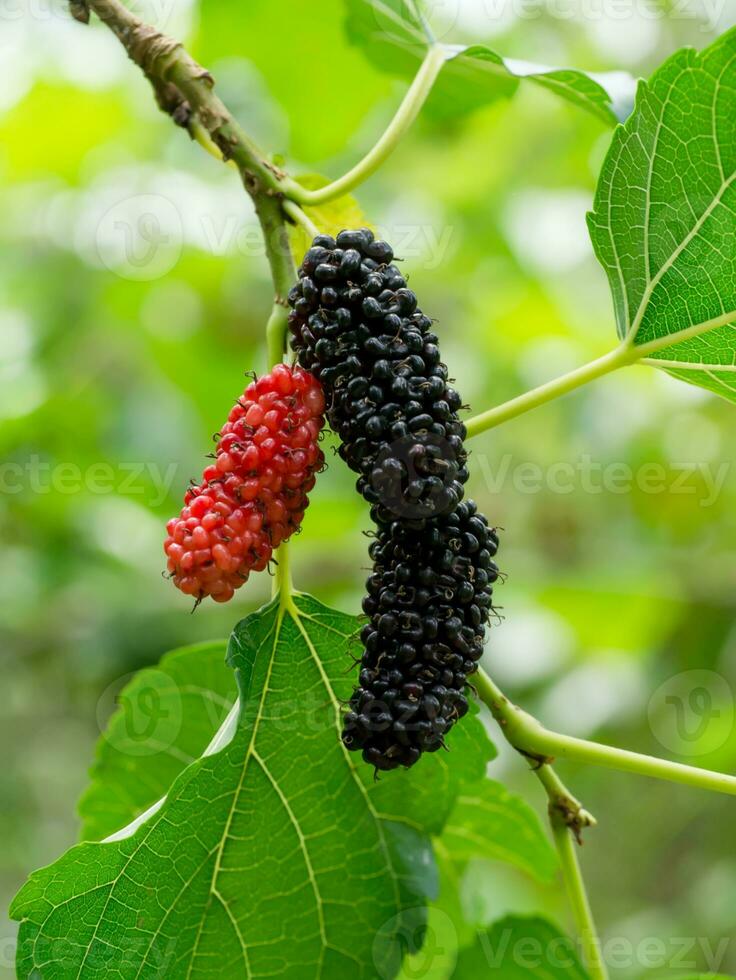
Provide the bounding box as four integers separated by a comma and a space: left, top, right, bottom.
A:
439, 779, 558, 883
13, 594, 494, 979
78, 641, 232, 842
453, 915, 589, 978
588, 30, 736, 403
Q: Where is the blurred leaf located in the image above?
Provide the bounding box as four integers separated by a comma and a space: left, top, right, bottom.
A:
588, 29, 736, 404
538, 583, 682, 654
398, 779, 558, 980
397, 850, 463, 980
440, 48, 627, 126
0, 85, 131, 182
78, 640, 232, 842
344, 0, 433, 76
453, 915, 589, 978
194, 0, 394, 160
344, 0, 629, 124
287, 175, 372, 259
14, 594, 497, 977
439, 779, 558, 883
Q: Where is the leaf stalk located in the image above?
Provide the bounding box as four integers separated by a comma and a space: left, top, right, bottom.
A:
465, 343, 634, 438
476, 666, 736, 797
550, 809, 609, 980
280, 45, 447, 206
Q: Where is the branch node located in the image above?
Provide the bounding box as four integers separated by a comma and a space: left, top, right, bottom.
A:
69, 0, 90, 23
549, 794, 597, 845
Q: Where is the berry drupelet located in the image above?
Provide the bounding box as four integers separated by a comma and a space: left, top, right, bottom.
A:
164, 364, 325, 603
288, 229, 501, 771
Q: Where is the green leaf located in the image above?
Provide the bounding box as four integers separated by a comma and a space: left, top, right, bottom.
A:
439, 48, 629, 126
78, 641, 233, 842
395, 782, 559, 978
344, 0, 630, 125
287, 175, 373, 259
588, 29, 736, 404
438, 779, 558, 884
79, 609, 494, 847
344, 0, 433, 77
13, 594, 495, 978
396, 851, 463, 980
453, 916, 589, 978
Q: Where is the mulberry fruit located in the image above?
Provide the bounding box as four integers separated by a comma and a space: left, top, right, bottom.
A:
288, 228, 468, 524
288, 229, 500, 771
343, 501, 500, 769
164, 364, 325, 603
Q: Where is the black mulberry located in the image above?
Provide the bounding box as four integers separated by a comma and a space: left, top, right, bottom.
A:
288, 229, 500, 771
288, 228, 468, 524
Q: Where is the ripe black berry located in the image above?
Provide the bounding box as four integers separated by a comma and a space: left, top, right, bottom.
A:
288, 230, 501, 771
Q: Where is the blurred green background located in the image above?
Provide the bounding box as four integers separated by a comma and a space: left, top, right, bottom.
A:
2, 0, 736, 975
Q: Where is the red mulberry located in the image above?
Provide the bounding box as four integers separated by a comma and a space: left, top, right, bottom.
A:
164, 364, 325, 603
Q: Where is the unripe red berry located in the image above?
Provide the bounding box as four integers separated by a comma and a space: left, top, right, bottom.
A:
164, 364, 325, 603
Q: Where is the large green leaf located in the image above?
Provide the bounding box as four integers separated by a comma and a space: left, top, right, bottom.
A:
344, 0, 631, 125
13, 594, 495, 978
453, 916, 589, 978
80, 611, 495, 847
78, 641, 232, 842
588, 29, 736, 404
439, 779, 558, 884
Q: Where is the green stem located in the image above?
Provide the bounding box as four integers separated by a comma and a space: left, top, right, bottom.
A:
534, 764, 596, 841
282, 45, 446, 206
534, 767, 605, 977
254, 193, 296, 368
283, 198, 321, 240
273, 540, 293, 601
533, 727, 736, 796
476, 667, 736, 797
551, 811, 609, 980
479, 668, 605, 970
266, 302, 290, 368
464, 344, 633, 439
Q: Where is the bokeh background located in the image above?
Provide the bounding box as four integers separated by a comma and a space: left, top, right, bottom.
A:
2, 0, 736, 975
